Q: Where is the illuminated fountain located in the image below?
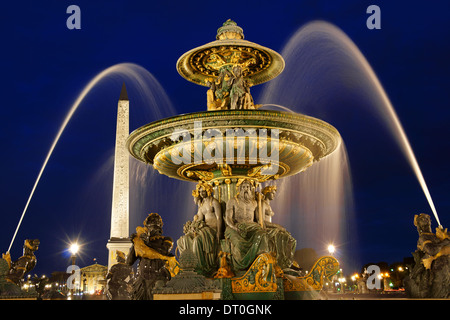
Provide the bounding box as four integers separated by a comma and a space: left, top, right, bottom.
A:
2, 17, 443, 300
127, 20, 340, 299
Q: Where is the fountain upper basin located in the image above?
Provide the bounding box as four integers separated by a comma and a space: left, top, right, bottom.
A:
127, 110, 341, 183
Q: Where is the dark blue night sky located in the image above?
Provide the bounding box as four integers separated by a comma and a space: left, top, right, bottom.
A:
0, 0, 449, 276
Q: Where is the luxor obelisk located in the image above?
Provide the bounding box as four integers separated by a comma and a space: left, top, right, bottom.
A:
106, 83, 132, 270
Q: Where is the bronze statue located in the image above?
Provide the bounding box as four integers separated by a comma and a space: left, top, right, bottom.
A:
193, 181, 224, 240
177, 182, 222, 277
260, 185, 297, 270
34, 275, 49, 300
404, 213, 450, 298
2, 239, 40, 285
126, 213, 177, 300
206, 79, 219, 110
106, 250, 132, 300
229, 65, 255, 110
213, 67, 233, 109
224, 179, 269, 274
206, 63, 257, 110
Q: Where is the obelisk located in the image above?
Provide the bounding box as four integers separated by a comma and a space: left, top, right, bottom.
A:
106, 83, 132, 270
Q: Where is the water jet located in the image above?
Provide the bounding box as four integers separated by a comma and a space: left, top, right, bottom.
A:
6, 63, 175, 254
260, 20, 441, 228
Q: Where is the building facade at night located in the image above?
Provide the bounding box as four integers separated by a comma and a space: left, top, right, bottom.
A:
80, 263, 108, 294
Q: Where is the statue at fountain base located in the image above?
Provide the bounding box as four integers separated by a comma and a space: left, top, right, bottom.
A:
106, 250, 132, 300
126, 213, 178, 300
0, 239, 40, 299
404, 214, 450, 298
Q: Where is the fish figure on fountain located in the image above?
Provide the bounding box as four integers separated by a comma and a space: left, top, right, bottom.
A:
0, 239, 39, 298
127, 19, 341, 299
404, 213, 450, 298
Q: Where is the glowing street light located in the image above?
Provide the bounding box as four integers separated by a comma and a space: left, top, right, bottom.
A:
69, 242, 80, 267
68, 242, 80, 298
69, 243, 79, 256
327, 244, 335, 255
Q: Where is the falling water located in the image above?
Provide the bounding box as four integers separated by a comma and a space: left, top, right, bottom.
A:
129, 157, 197, 239
260, 104, 296, 113
260, 21, 441, 230
7, 62, 177, 253
259, 139, 355, 265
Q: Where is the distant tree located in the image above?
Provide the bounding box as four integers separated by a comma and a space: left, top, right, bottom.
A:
361, 261, 389, 274
388, 262, 408, 288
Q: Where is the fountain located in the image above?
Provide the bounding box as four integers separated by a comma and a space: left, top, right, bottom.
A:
126, 20, 341, 300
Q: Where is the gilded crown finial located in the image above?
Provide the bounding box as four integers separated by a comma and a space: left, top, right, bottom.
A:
216, 19, 244, 40
177, 20, 285, 90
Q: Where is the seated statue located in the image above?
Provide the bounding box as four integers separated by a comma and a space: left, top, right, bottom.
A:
177, 182, 222, 277
259, 185, 297, 270
205, 64, 258, 111
106, 250, 132, 300
229, 65, 255, 110
224, 179, 269, 274
126, 213, 176, 300
206, 79, 219, 111
404, 213, 450, 298
213, 67, 233, 109
2, 239, 40, 285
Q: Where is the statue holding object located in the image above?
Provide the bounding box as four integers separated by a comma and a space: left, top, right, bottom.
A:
3, 239, 40, 285
0, 239, 39, 298
126, 213, 177, 300
259, 185, 297, 270
404, 213, 450, 298
206, 65, 257, 111
106, 250, 132, 300
224, 179, 270, 274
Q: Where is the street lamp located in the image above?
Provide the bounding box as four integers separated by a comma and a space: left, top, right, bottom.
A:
69, 243, 79, 265
70, 243, 79, 256
69, 242, 79, 297
327, 244, 335, 255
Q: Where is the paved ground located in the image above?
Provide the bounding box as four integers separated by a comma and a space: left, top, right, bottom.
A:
319, 291, 409, 300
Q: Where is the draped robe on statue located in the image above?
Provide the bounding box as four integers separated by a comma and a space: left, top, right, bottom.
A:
224, 196, 269, 273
